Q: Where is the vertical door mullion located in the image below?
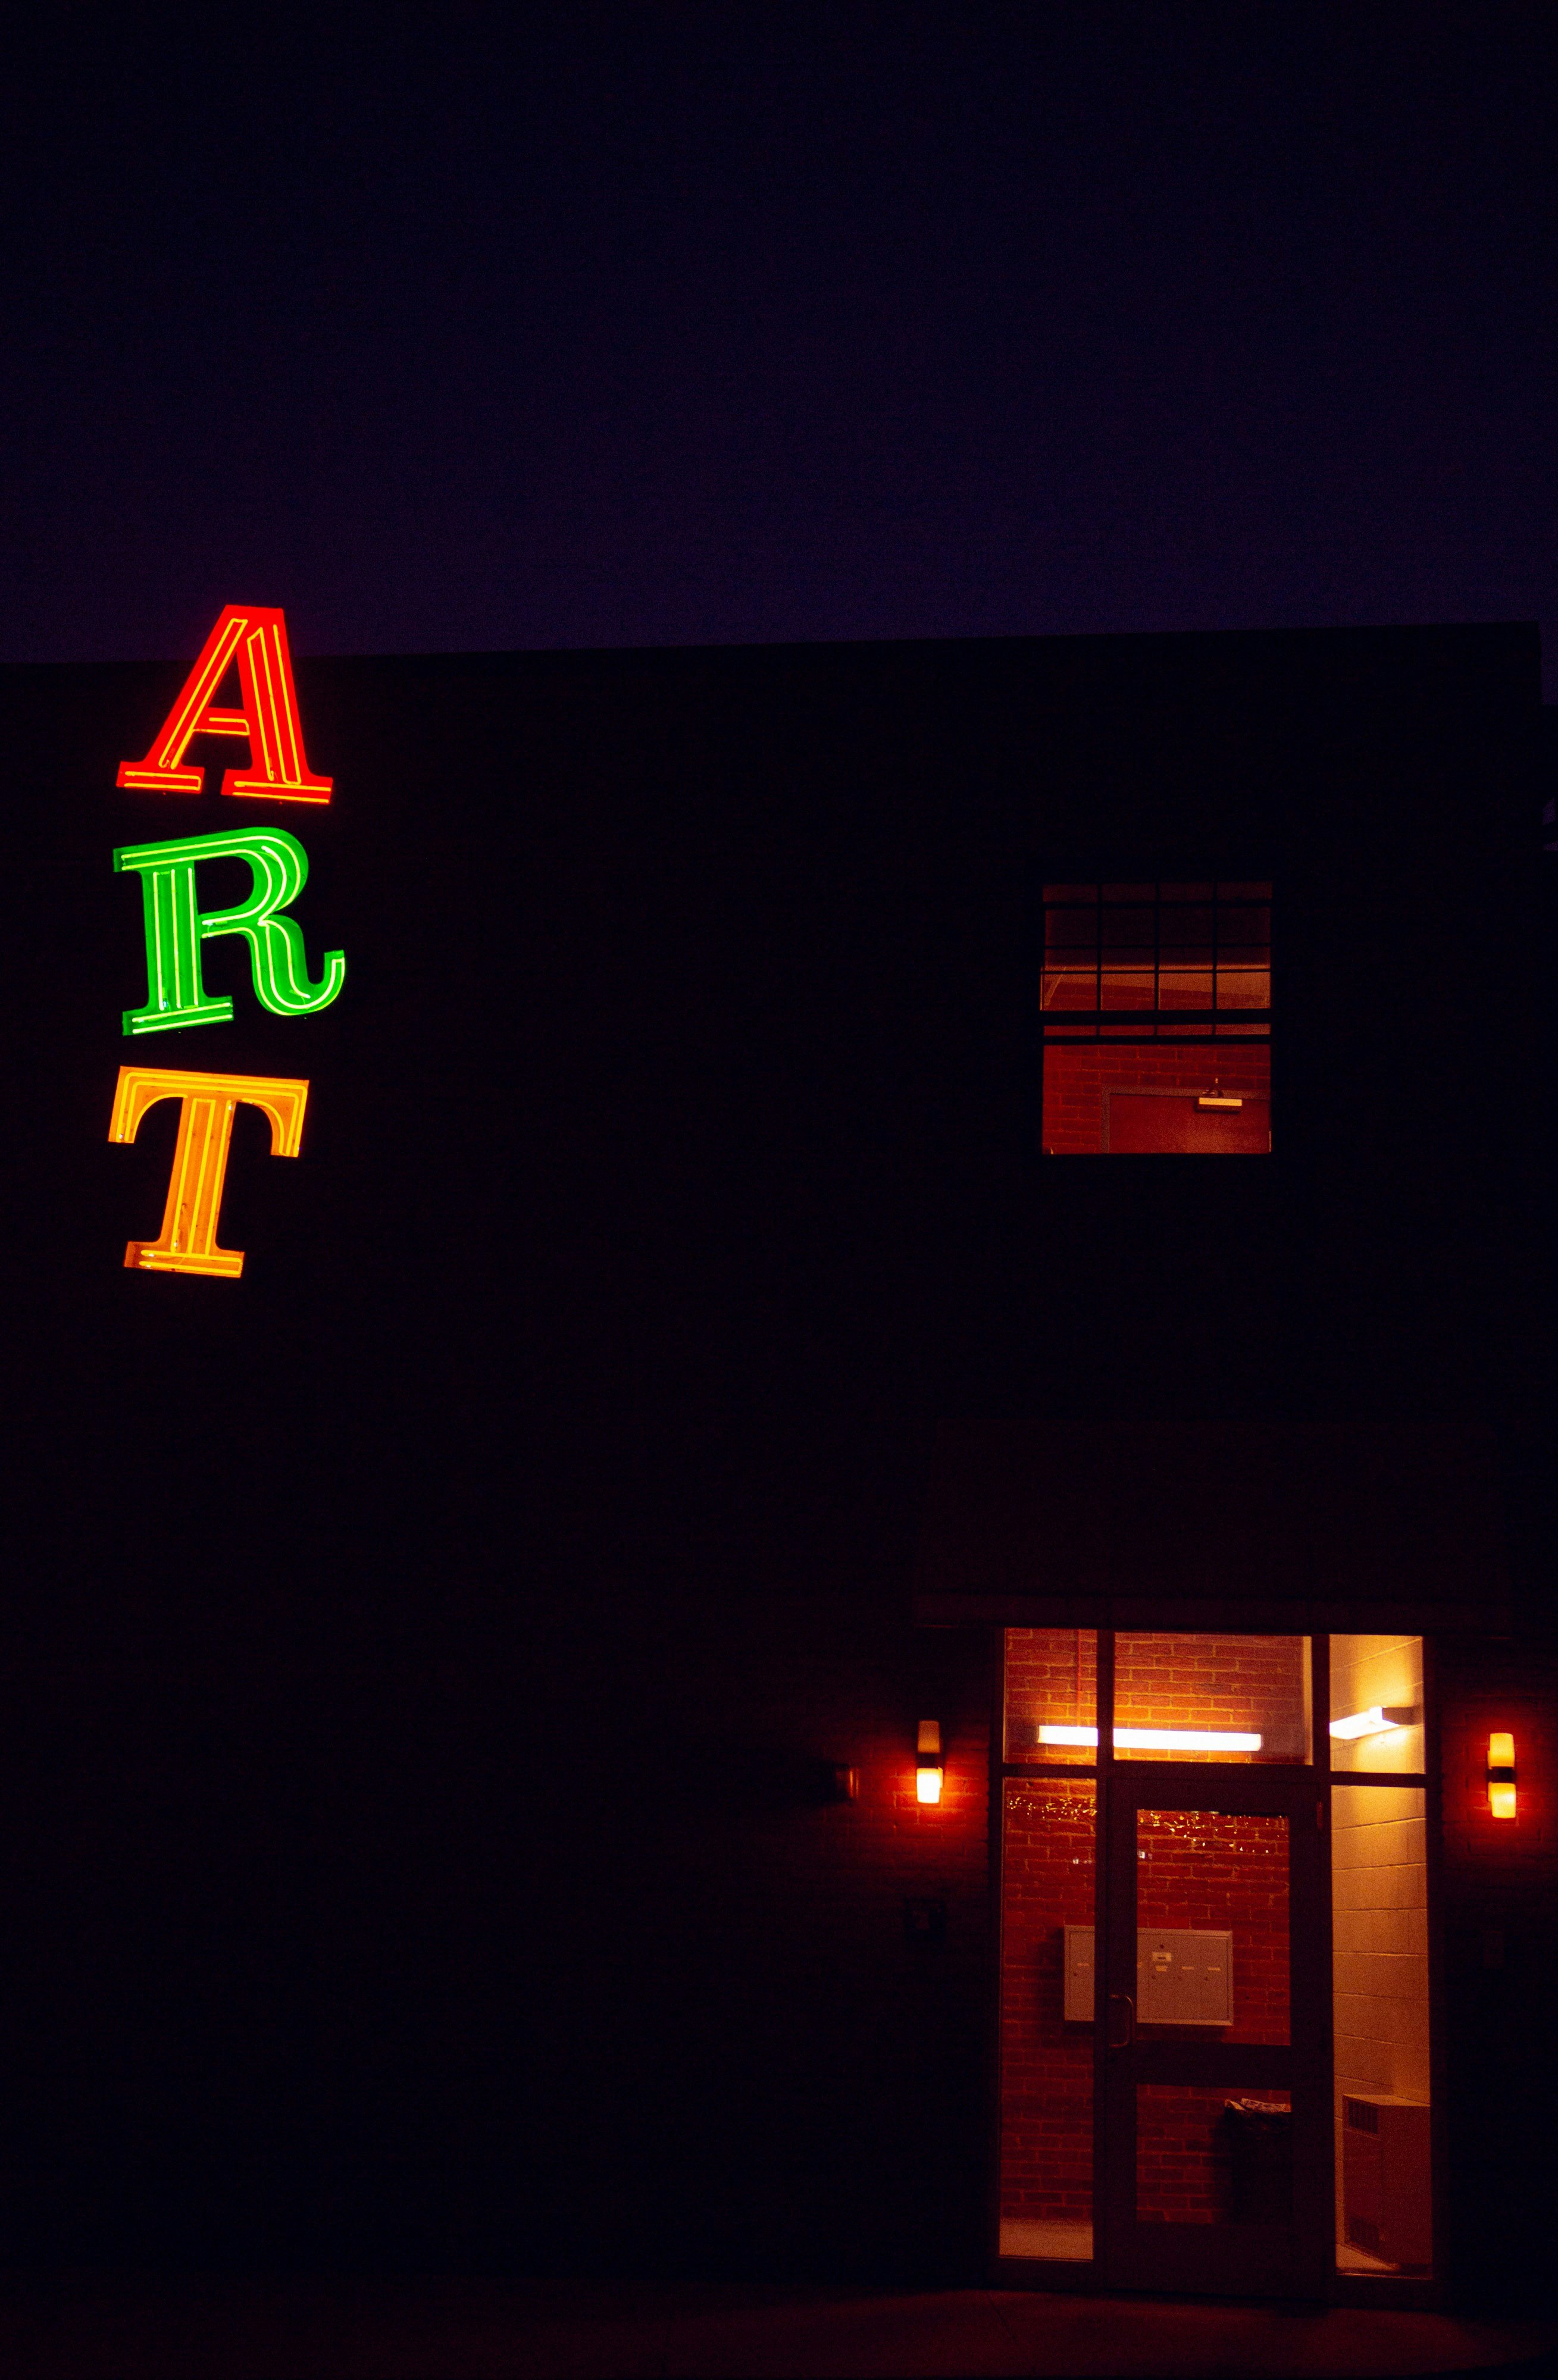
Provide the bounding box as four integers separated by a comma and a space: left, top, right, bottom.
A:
1096, 1630, 1136, 2271
987, 1628, 1006, 2274
1299, 1633, 1334, 2294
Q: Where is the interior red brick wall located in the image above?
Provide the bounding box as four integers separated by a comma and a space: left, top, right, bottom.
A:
1136, 1809, 1290, 2046
1136, 2087, 1227, 2225
1005, 1630, 1308, 1765
1041, 1043, 1271, 1154
1115, 1633, 1307, 1763
999, 1781, 1096, 2219
1135, 2082, 1290, 2226
1000, 1633, 1299, 2225
1003, 1628, 1097, 1759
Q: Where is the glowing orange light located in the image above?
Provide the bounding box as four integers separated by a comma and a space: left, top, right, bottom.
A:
116, 605, 333, 801
109, 1065, 308, 1278
1487, 1731, 1516, 1820
1040, 1724, 1263, 1751
916, 1718, 943, 1803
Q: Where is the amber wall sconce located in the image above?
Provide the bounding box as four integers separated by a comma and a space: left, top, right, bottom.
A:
1487, 1732, 1516, 1819
916, 1720, 943, 1805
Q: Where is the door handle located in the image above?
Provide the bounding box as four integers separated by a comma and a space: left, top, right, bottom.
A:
1106, 1993, 1135, 2049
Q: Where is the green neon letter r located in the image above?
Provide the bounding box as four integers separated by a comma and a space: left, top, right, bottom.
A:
115, 828, 346, 1035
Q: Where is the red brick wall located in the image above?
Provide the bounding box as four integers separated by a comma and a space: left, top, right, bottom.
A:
1137, 1809, 1290, 2047
1041, 1043, 1271, 1154
1005, 1630, 1308, 1765
1115, 1633, 1307, 1764
999, 1780, 1096, 2219
1135, 1810, 1290, 2225
1003, 1627, 1097, 1761
998, 1794, 1290, 2223
999, 1632, 1298, 2225
1137, 2084, 1290, 2226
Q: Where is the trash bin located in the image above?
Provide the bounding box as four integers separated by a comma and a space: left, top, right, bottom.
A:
1223, 2098, 1293, 2224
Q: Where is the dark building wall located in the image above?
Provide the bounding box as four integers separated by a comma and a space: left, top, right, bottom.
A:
1436, 1633, 1558, 2310
0, 626, 1550, 2282
10, 623, 1550, 1431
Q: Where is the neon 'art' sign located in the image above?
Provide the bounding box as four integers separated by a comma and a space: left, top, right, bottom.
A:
109, 604, 341, 1276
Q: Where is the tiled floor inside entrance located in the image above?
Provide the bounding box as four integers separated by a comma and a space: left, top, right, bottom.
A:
1000, 2222, 1419, 2280
999, 2219, 1094, 2261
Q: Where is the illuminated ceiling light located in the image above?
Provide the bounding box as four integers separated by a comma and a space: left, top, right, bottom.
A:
1037, 1725, 1263, 1753
1329, 1706, 1418, 1741
1488, 1732, 1516, 1820
916, 1720, 944, 1804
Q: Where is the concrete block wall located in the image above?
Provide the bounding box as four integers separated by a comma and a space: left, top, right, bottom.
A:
1331, 1783, 1430, 2260
1329, 1635, 1425, 1776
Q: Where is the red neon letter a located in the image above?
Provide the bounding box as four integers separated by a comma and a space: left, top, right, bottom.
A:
117, 605, 333, 802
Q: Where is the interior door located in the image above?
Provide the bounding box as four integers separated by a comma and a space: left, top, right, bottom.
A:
1105, 1090, 1271, 1152
1099, 1764, 1330, 2295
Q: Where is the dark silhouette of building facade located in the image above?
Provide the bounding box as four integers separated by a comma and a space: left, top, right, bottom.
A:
0, 621, 1550, 2308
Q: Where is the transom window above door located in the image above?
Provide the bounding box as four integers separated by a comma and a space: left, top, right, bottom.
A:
1003, 1629, 1310, 1765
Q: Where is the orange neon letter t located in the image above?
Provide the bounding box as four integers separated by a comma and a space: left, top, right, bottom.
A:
109, 1066, 309, 1278
116, 605, 333, 801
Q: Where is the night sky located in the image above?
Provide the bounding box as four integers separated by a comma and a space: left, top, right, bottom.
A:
5, 7, 1553, 687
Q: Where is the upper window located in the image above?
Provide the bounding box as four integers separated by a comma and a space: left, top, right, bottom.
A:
1040, 882, 1272, 1154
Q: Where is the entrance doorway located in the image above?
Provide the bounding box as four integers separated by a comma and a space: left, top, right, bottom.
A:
1100, 1762, 1327, 2294
996, 1630, 1432, 2299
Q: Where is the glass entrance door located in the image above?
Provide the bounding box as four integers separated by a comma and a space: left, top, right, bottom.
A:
997, 1627, 1335, 2296
1099, 1765, 1331, 2295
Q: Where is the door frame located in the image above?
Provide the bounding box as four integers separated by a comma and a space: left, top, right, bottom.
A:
1095, 1756, 1332, 2297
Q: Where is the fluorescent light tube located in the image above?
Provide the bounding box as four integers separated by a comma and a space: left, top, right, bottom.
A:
1037, 1725, 1263, 1752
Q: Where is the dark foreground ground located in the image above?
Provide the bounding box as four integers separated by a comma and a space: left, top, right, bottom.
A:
0, 2277, 1551, 2379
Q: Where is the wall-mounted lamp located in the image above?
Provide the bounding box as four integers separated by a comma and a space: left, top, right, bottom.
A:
1038, 1724, 1262, 1753
1487, 1731, 1516, 1819
1329, 1706, 1419, 1741
916, 1720, 943, 1804
1197, 1092, 1244, 1111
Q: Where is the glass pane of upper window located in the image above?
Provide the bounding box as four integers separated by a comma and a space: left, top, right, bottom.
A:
1113, 1634, 1311, 1762
1005, 1629, 1099, 1764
